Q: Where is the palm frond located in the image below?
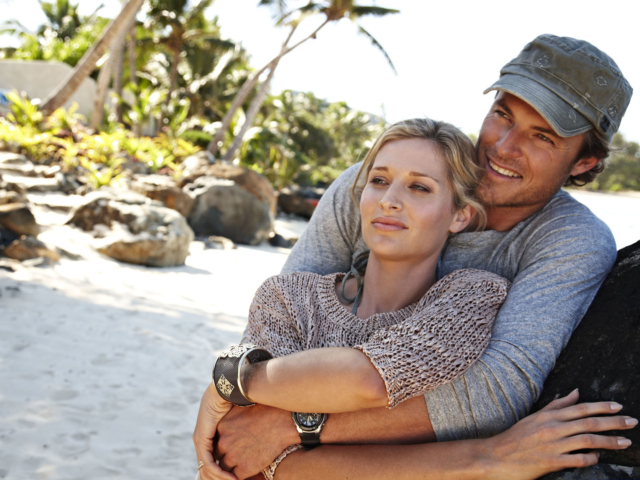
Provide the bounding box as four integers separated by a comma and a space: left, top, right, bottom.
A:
258, 0, 288, 18
185, 0, 215, 22
350, 6, 399, 18
0, 19, 32, 36
357, 25, 397, 75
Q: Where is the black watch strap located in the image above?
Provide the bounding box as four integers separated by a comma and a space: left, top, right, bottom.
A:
299, 432, 321, 449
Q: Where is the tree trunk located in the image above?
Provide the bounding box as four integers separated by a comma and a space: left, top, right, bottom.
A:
206, 20, 327, 156
112, 36, 125, 122
89, 26, 128, 130
222, 64, 277, 163
159, 48, 181, 129
128, 21, 137, 86
40, 0, 145, 115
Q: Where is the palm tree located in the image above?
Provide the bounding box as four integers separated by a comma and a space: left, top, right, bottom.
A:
207, 0, 398, 160
40, 0, 145, 116
146, 0, 235, 124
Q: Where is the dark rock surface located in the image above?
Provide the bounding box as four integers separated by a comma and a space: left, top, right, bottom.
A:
534, 239, 640, 470
185, 176, 273, 245
540, 463, 640, 480
277, 192, 316, 219
0, 203, 40, 236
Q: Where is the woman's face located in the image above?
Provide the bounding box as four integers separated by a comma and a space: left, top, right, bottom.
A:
360, 138, 471, 263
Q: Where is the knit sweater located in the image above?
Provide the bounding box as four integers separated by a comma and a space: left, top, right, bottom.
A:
246, 268, 510, 409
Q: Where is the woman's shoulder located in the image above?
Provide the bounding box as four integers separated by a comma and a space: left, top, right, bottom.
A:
255, 271, 336, 302
424, 268, 511, 304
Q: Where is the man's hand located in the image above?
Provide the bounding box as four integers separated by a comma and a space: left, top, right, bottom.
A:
193, 382, 236, 480
215, 404, 299, 479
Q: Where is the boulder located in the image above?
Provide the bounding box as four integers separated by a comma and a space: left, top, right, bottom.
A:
534, 239, 640, 475
0, 203, 40, 236
185, 176, 273, 245
180, 163, 277, 216
278, 191, 316, 219
180, 150, 214, 177
130, 174, 194, 218
0, 190, 27, 205
4, 236, 60, 262
0, 152, 31, 166
67, 189, 194, 267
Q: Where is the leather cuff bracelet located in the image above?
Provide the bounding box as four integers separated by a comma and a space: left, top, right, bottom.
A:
213, 344, 273, 406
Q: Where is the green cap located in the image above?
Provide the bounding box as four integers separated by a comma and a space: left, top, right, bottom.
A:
484, 34, 633, 143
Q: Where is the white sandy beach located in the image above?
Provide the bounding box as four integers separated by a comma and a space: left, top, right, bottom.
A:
0, 190, 639, 480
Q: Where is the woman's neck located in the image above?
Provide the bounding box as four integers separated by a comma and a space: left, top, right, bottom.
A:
351, 252, 438, 319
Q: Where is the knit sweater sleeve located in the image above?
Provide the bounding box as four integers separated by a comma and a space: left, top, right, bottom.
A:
354, 269, 510, 408
244, 274, 314, 358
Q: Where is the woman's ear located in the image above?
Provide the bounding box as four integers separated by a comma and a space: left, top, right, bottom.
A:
449, 205, 473, 234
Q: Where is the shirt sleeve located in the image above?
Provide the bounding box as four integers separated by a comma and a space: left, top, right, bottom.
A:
281, 163, 364, 275
354, 270, 510, 408
424, 215, 617, 441
244, 275, 307, 358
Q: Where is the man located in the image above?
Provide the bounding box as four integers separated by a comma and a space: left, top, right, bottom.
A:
195, 34, 633, 478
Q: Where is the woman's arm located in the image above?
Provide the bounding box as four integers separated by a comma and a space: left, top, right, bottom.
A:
274, 391, 636, 480
240, 270, 508, 413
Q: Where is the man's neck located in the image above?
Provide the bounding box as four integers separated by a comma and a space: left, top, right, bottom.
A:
483, 202, 550, 232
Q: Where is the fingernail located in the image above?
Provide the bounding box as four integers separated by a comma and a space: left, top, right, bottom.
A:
610, 402, 623, 411
618, 438, 632, 447
625, 418, 638, 426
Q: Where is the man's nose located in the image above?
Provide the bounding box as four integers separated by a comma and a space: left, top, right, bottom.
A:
495, 126, 523, 159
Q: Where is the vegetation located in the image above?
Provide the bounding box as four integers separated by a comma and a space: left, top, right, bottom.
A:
585, 134, 640, 192
0, 1, 636, 193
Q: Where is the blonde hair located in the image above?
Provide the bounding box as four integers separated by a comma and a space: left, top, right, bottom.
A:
351, 118, 486, 229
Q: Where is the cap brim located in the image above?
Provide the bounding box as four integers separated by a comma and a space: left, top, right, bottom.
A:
484, 74, 593, 138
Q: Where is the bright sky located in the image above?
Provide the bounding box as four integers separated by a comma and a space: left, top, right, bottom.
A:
1, 0, 639, 142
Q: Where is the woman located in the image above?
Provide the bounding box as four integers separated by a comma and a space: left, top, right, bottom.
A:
194, 119, 636, 480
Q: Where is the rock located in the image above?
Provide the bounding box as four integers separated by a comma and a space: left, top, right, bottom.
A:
4, 236, 60, 262
277, 191, 316, 219
268, 233, 296, 249
130, 174, 194, 218
0, 203, 40, 236
22, 256, 56, 268
42, 165, 61, 178
185, 176, 273, 246
180, 163, 277, 216
67, 189, 194, 267
121, 159, 149, 175
0, 162, 37, 177
0, 226, 19, 248
1, 175, 61, 192
0, 152, 31, 166
533, 239, 640, 467
0, 190, 27, 205
0, 257, 21, 272
202, 235, 236, 250
180, 151, 214, 177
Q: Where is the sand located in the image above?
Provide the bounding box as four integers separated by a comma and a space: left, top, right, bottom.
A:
1, 189, 639, 480
0, 204, 305, 480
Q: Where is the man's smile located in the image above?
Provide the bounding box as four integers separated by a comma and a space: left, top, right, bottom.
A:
488, 159, 522, 179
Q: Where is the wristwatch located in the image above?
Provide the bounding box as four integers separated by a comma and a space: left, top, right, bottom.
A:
291, 412, 328, 449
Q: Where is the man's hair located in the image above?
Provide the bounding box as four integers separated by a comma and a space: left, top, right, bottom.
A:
351, 118, 486, 228
565, 129, 610, 187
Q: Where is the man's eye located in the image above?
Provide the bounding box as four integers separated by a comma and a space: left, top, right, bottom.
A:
495, 109, 509, 119
537, 134, 554, 144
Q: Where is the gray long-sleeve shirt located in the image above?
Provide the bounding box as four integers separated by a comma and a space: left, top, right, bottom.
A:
282, 163, 616, 441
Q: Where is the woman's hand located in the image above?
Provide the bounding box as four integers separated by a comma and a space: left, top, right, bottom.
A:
193, 382, 236, 480
483, 389, 637, 480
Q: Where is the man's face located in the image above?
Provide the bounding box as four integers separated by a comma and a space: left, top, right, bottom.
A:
476, 92, 588, 210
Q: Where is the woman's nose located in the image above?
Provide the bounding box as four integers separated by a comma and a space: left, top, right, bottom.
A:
378, 189, 402, 211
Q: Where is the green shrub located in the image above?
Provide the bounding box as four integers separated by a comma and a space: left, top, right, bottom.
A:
180, 130, 213, 149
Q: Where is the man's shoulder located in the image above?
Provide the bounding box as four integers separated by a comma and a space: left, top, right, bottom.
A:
522, 189, 616, 263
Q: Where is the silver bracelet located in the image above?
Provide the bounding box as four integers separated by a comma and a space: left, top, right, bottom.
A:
213, 344, 273, 406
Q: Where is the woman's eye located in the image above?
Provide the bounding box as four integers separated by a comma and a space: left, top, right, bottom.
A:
411, 184, 430, 193
370, 177, 387, 185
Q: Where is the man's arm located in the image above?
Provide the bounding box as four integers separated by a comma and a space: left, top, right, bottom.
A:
425, 210, 617, 441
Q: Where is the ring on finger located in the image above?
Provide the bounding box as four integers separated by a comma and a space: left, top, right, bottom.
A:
197, 460, 205, 470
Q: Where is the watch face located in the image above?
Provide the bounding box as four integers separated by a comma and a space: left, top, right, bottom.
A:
295, 412, 322, 429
